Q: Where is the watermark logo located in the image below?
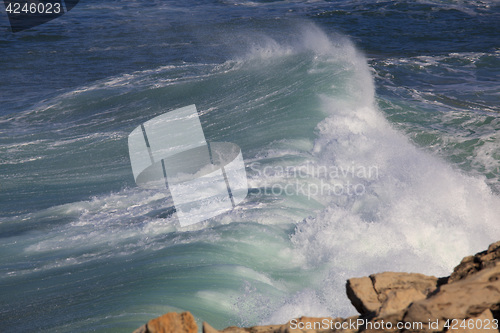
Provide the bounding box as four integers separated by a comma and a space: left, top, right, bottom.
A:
249, 162, 379, 199
3, 0, 80, 32
128, 105, 248, 227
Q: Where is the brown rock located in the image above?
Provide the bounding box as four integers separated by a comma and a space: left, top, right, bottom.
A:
377, 288, 426, 317
347, 272, 438, 318
446, 309, 497, 333
219, 324, 281, 333
203, 322, 221, 333
133, 325, 148, 333
404, 263, 500, 325
339, 316, 362, 333
449, 241, 500, 283
346, 277, 381, 316
370, 272, 438, 316
362, 312, 403, 333
248, 325, 282, 333
147, 312, 198, 333
285, 317, 333, 333
371, 272, 438, 302
221, 327, 248, 333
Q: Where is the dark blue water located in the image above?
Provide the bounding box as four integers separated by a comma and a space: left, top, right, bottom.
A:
1, 1, 499, 332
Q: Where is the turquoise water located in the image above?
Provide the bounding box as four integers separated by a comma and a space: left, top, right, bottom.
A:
1, 1, 499, 332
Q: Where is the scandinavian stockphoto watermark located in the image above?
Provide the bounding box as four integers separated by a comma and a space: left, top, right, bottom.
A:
127, 105, 377, 226
128, 105, 249, 227
249, 162, 379, 199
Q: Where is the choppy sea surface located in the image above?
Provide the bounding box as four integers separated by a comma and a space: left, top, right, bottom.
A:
1, 1, 499, 332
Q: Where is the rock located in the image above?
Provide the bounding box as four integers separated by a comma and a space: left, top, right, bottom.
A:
362, 312, 403, 333
336, 316, 362, 333
251, 325, 282, 333
404, 263, 500, 326
346, 276, 381, 316
146, 312, 198, 333
220, 327, 248, 333
346, 272, 438, 317
446, 309, 495, 333
371, 272, 438, 301
371, 272, 438, 316
449, 240, 500, 283
377, 288, 426, 317
285, 316, 333, 333
203, 322, 221, 333
133, 325, 148, 333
